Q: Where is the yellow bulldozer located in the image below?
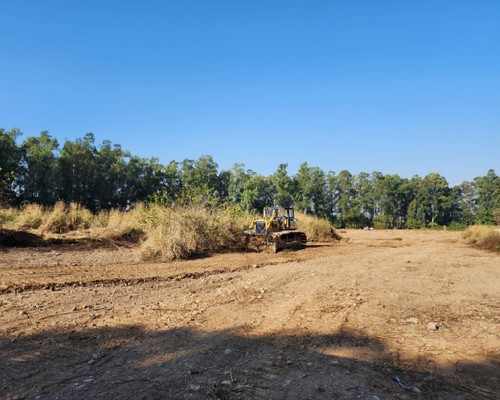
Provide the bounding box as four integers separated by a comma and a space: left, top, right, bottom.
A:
245, 206, 307, 253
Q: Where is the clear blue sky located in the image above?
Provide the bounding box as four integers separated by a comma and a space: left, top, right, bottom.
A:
1, 0, 499, 185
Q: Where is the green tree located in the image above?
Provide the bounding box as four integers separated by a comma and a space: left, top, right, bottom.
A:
271, 163, 293, 208
355, 172, 375, 225
58, 133, 99, 209
240, 172, 273, 213
0, 128, 24, 205
473, 169, 500, 224
94, 140, 130, 209
295, 162, 326, 216
21, 131, 60, 205
327, 170, 365, 227
179, 155, 221, 202
407, 173, 452, 227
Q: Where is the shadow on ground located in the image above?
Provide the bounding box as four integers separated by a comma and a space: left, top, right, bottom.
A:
1, 325, 498, 399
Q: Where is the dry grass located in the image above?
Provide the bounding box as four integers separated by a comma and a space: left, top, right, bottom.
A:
140, 204, 248, 260
462, 225, 500, 252
1, 203, 339, 259
41, 202, 93, 233
17, 204, 45, 229
0, 207, 18, 229
296, 212, 340, 242
94, 204, 146, 242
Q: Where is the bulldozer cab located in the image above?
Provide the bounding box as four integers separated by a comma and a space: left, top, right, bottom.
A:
263, 207, 297, 230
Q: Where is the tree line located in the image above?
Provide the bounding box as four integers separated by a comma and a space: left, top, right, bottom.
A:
1, 128, 499, 228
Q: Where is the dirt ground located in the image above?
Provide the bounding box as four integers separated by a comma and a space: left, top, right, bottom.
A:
0, 230, 499, 400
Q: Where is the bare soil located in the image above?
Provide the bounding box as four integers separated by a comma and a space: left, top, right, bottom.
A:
0, 230, 499, 399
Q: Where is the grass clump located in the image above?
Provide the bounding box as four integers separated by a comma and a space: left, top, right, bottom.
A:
296, 212, 340, 242
0, 207, 18, 229
42, 202, 93, 233
140, 204, 248, 261
98, 204, 146, 242
17, 203, 45, 229
462, 225, 500, 252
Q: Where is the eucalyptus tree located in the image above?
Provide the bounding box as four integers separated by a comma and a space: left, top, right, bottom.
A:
271, 163, 293, 208
21, 131, 59, 205
0, 128, 24, 205
473, 169, 500, 224
294, 162, 327, 216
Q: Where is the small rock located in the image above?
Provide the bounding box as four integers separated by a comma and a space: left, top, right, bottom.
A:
252, 264, 259, 268
187, 383, 201, 392
224, 348, 232, 355
406, 317, 419, 324
412, 386, 422, 394
221, 380, 231, 386
427, 322, 439, 331
87, 359, 95, 365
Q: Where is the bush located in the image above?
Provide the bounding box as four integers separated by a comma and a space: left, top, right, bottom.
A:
447, 221, 468, 231
296, 212, 340, 242
140, 204, 249, 261
0, 207, 17, 229
101, 204, 146, 242
462, 225, 500, 252
427, 221, 441, 230
17, 203, 45, 229
42, 202, 93, 233
494, 208, 500, 225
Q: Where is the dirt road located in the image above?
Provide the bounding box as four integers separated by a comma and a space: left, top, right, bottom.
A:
1, 230, 499, 399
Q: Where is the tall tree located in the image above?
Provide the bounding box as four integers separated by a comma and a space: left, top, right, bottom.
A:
240, 172, 273, 213
21, 131, 60, 205
271, 163, 293, 208
59, 133, 99, 209
0, 128, 24, 205
473, 169, 500, 224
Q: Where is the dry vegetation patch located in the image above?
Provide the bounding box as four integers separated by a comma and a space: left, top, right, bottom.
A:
0, 203, 340, 259
462, 225, 500, 252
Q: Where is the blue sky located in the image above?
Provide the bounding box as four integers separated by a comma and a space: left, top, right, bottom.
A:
1, 0, 499, 185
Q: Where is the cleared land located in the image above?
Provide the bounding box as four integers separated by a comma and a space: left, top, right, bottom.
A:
0, 230, 499, 399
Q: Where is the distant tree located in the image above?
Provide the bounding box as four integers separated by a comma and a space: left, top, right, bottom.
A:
271, 163, 293, 208
408, 173, 452, 227
94, 140, 130, 209
473, 169, 500, 225
240, 172, 273, 213
0, 128, 24, 205
227, 163, 249, 204
355, 172, 375, 225
294, 162, 327, 216
326, 170, 365, 227
21, 131, 60, 205
457, 181, 476, 224
58, 133, 99, 209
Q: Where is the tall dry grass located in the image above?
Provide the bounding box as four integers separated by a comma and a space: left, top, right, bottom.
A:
140, 204, 248, 260
96, 204, 146, 242
17, 204, 45, 229
1, 202, 339, 259
462, 225, 500, 252
296, 212, 340, 242
41, 202, 93, 233
0, 207, 18, 229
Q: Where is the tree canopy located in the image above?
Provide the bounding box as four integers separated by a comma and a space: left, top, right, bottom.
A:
1, 128, 498, 228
